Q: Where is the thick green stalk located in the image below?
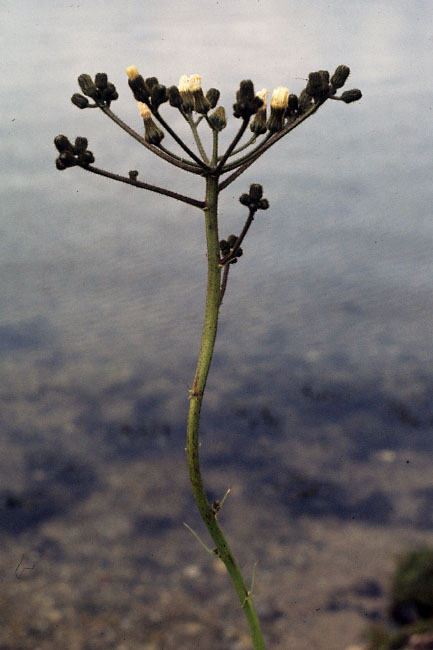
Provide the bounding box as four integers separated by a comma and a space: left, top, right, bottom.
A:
186, 175, 266, 650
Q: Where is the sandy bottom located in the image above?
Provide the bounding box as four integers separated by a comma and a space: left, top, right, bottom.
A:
1, 408, 432, 650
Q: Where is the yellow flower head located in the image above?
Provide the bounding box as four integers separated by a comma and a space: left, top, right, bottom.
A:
125, 65, 140, 81
270, 86, 289, 110
178, 75, 190, 94
137, 101, 151, 120
188, 74, 202, 92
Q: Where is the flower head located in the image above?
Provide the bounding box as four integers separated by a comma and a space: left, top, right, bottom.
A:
188, 74, 202, 93
267, 86, 289, 133
137, 101, 151, 120
270, 87, 289, 110
126, 65, 140, 81
178, 74, 194, 112
178, 75, 190, 94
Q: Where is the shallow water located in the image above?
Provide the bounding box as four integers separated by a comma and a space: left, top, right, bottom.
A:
1, 2, 433, 647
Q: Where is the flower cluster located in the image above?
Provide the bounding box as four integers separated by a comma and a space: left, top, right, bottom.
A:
239, 184, 269, 212
219, 235, 244, 264
54, 135, 95, 170
71, 73, 118, 109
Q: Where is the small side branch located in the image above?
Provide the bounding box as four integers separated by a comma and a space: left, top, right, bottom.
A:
218, 264, 230, 307
215, 117, 249, 174
220, 207, 256, 265
218, 133, 257, 160
154, 110, 211, 171
83, 164, 205, 209
186, 115, 210, 164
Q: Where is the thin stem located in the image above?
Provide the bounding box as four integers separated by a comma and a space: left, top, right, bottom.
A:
221, 132, 272, 173
186, 175, 266, 650
220, 207, 256, 265
218, 133, 257, 160
157, 142, 203, 167
153, 109, 211, 170
218, 263, 230, 307
219, 98, 327, 192
214, 117, 249, 174
98, 105, 202, 175
186, 115, 210, 164
211, 129, 219, 167
82, 164, 205, 209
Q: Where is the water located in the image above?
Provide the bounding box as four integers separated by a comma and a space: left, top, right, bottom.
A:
1, 4, 433, 643
0, 0, 433, 650
2, 1, 433, 454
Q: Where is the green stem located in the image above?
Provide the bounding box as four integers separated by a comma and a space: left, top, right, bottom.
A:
186, 175, 266, 650
187, 115, 210, 164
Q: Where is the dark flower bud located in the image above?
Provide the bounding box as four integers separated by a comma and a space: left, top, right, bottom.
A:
234, 80, 263, 119
71, 93, 89, 109
55, 158, 67, 170
258, 198, 269, 210
305, 70, 330, 100
227, 234, 238, 248
126, 66, 150, 104
102, 83, 118, 105
194, 91, 210, 114
59, 150, 77, 168
78, 74, 99, 100
74, 136, 88, 153
219, 240, 230, 255
340, 89, 362, 103
249, 184, 263, 201
288, 94, 299, 113
168, 85, 183, 108
129, 170, 139, 179
330, 65, 350, 89
208, 107, 227, 131
129, 77, 149, 103
236, 247, 243, 258
229, 258, 238, 264
95, 73, 108, 90
298, 89, 314, 113
250, 111, 267, 134
232, 102, 244, 118
237, 80, 255, 103
206, 88, 220, 109
151, 84, 168, 109
239, 193, 251, 206
145, 77, 159, 93
77, 150, 95, 167
233, 97, 263, 119
54, 134, 74, 153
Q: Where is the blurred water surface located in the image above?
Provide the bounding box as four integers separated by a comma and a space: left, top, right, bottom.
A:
1, 1, 433, 515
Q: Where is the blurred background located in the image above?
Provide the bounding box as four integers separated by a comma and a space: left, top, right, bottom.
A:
1, 1, 432, 649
